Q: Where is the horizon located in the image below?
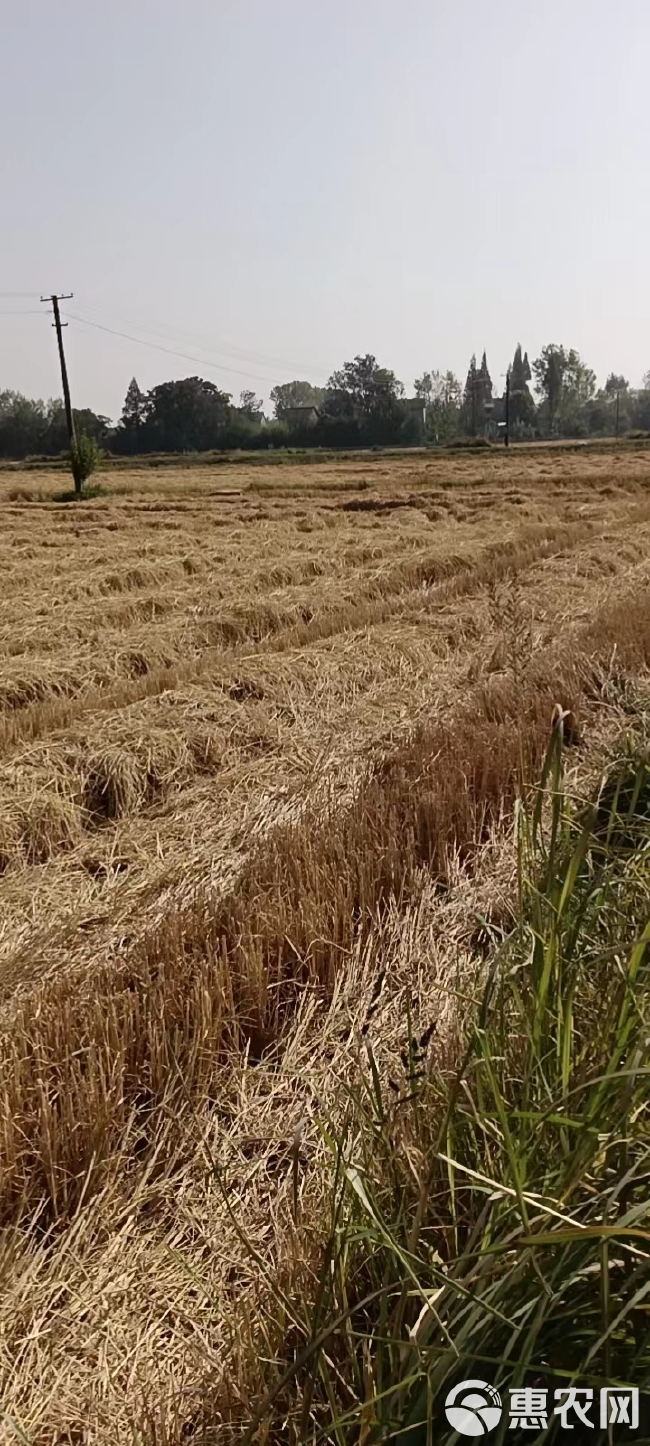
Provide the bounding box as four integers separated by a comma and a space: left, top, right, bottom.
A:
3, 323, 648, 430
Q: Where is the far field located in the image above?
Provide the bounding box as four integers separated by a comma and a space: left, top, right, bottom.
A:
1, 445, 650, 1442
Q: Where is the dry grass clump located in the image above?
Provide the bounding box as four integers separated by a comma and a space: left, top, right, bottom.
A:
0, 661, 84, 711
79, 726, 195, 823
0, 793, 81, 872
0, 660, 195, 753
0, 722, 222, 875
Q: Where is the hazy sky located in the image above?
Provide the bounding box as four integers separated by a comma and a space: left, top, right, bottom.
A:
2, 0, 648, 421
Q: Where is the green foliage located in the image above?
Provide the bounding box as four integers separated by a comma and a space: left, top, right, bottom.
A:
0, 391, 110, 460
311, 355, 407, 446
586, 386, 634, 437
238, 389, 264, 417
284, 725, 650, 1441
461, 353, 478, 435
533, 345, 597, 435
53, 481, 106, 503
69, 432, 101, 492
479, 348, 493, 401
119, 376, 147, 447
269, 380, 326, 419
509, 344, 537, 431
533, 345, 565, 427
632, 391, 650, 431
4, 345, 650, 463
415, 370, 462, 442
323, 353, 404, 425
461, 352, 493, 436
147, 375, 231, 450
605, 372, 629, 395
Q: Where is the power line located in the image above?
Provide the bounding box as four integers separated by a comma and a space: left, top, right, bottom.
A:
70, 299, 331, 378
63, 310, 326, 389
2, 289, 331, 383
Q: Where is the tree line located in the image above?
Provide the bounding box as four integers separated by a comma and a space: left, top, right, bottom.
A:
2, 345, 650, 460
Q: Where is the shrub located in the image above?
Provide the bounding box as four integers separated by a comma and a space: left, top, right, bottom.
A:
69, 432, 101, 493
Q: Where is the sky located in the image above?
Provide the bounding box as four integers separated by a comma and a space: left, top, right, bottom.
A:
1, 0, 649, 422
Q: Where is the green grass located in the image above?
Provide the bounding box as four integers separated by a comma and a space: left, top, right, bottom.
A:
51, 482, 108, 502
4, 434, 650, 476
253, 720, 650, 1443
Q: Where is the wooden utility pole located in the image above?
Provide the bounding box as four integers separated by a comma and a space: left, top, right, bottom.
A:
615, 389, 620, 439
41, 292, 81, 494
505, 367, 511, 448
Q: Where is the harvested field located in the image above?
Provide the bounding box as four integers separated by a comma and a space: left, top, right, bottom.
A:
1, 445, 650, 1442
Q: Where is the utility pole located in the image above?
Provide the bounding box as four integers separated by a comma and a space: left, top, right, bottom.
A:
505, 367, 511, 448
615, 388, 620, 440
41, 292, 81, 494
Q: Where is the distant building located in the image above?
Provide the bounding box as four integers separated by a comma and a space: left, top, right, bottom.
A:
402, 397, 427, 441
284, 405, 320, 429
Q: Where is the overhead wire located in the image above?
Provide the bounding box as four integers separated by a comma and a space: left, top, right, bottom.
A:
63, 310, 327, 389
63, 299, 330, 380
2, 292, 332, 392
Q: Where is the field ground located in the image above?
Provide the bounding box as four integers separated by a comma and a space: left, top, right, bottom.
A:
1, 446, 650, 1441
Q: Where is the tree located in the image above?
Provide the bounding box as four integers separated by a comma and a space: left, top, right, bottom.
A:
461, 355, 479, 435
478, 351, 493, 407
508, 344, 537, 430
415, 370, 462, 442
533, 345, 565, 430
642, 371, 650, 391
318, 355, 405, 444
239, 389, 263, 417
41, 398, 68, 453
510, 344, 526, 394
632, 388, 650, 430
70, 433, 101, 488
0, 392, 45, 457
605, 373, 628, 395
414, 373, 434, 404
120, 378, 147, 438
323, 354, 404, 422
460, 351, 494, 436
0, 392, 109, 459
269, 380, 326, 419
143, 377, 231, 451
115, 378, 147, 452
532, 345, 596, 435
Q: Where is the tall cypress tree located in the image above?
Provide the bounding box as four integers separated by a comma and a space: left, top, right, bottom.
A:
462, 354, 478, 435
121, 375, 146, 430
478, 350, 493, 405
508, 345, 536, 429
510, 344, 526, 393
